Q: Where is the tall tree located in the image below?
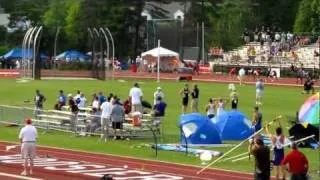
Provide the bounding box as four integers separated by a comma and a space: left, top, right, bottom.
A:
294, 0, 320, 33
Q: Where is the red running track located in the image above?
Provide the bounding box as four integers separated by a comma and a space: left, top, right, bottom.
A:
0, 142, 254, 180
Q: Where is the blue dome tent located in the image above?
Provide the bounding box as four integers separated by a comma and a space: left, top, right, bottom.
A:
3, 48, 48, 60
179, 113, 222, 144
212, 110, 254, 141
55, 50, 89, 62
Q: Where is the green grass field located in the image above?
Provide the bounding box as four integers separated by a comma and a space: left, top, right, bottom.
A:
0, 78, 318, 177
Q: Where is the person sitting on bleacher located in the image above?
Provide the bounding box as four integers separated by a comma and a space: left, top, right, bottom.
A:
152, 97, 167, 117
86, 108, 101, 135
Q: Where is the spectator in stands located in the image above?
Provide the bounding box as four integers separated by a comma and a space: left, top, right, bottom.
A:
255, 78, 264, 105
129, 82, 143, 113
252, 106, 262, 132
153, 96, 167, 117
206, 98, 216, 119
179, 84, 190, 114
238, 67, 246, 85
86, 108, 101, 134
254, 28, 259, 42
110, 98, 125, 140
68, 94, 79, 132
281, 143, 309, 180
153, 87, 165, 105
74, 90, 81, 105
55, 90, 66, 110
191, 84, 200, 112
302, 77, 315, 94
92, 96, 100, 111
78, 92, 87, 108
34, 90, 46, 117
100, 97, 112, 140
243, 28, 250, 43
98, 91, 106, 105
249, 138, 270, 180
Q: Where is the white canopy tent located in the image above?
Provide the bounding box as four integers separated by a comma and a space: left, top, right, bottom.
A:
141, 47, 179, 57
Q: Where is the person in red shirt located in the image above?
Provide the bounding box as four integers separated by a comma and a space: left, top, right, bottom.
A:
281, 143, 309, 180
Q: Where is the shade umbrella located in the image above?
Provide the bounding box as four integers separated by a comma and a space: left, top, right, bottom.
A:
299, 92, 319, 127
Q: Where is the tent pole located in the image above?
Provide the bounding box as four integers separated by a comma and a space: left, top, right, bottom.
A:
157, 39, 160, 83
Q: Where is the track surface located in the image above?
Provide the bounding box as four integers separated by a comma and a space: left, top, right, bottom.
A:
0, 142, 255, 180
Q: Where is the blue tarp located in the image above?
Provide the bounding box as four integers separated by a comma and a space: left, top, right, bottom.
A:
2, 48, 48, 60
55, 50, 90, 62
179, 113, 222, 144
211, 110, 254, 141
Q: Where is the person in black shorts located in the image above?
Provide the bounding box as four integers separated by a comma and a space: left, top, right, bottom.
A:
179, 84, 190, 114
110, 98, 125, 140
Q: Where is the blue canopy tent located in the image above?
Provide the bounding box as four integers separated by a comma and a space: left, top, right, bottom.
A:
2, 48, 48, 60
179, 113, 222, 144
55, 50, 90, 62
211, 110, 254, 141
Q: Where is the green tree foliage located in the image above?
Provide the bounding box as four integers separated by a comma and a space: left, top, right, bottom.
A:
294, 0, 320, 33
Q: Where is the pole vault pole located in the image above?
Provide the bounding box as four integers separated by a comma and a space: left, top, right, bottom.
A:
197, 115, 283, 175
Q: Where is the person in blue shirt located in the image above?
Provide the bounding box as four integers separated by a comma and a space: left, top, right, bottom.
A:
153, 97, 167, 117
55, 90, 66, 110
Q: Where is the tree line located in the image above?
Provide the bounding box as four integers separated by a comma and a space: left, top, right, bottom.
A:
0, 0, 318, 59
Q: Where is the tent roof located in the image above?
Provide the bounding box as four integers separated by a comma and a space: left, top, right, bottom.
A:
2, 48, 48, 60
55, 50, 89, 62
141, 46, 179, 57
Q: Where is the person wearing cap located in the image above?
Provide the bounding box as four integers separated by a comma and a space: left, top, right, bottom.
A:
129, 83, 143, 113
153, 87, 164, 105
19, 118, 38, 176
281, 143, 309, 180
249, 137, 271, 180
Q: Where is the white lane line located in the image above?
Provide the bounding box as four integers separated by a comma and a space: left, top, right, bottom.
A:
0, 172, 43, 180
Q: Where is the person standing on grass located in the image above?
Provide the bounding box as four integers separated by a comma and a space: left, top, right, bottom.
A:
179, 84, 190, 114
110, 98, 125, 140
129, 82, 143, 113
98, 91, 106, 105
238, 67, 246, 85
249, 138, 271, 180
230, 89, 239, 110
153, 87, 164, 105
19, 118, 37, 176
281, 143, 309, 180
34, 89, 46, 117
100, 97, 112, 139
74, 90, 81, 105
206, 98, 216, 119
191, 84, 200, 112
266, 126, 286, 180
68, 94, 79, 132
78, 92, 87, 108
56, 90, 66, 110
255, 78, 264, 105
252, 106, 262, 132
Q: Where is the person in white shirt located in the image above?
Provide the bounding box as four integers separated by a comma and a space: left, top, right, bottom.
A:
238, 67, 246, 85
153, 87, 164, 105
100, 97, 112, 140
129, 83, 143, 113
255, 78, 264, 105
92, 96, 100, 110
19, 119, 38, 176
78, 92, 87, 108
73, 90, 81, 105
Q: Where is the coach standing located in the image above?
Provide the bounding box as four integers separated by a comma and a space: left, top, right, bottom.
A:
19, 118, 38, 176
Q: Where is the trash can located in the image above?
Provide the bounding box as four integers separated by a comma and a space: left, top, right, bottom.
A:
131, 64, 137, 73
